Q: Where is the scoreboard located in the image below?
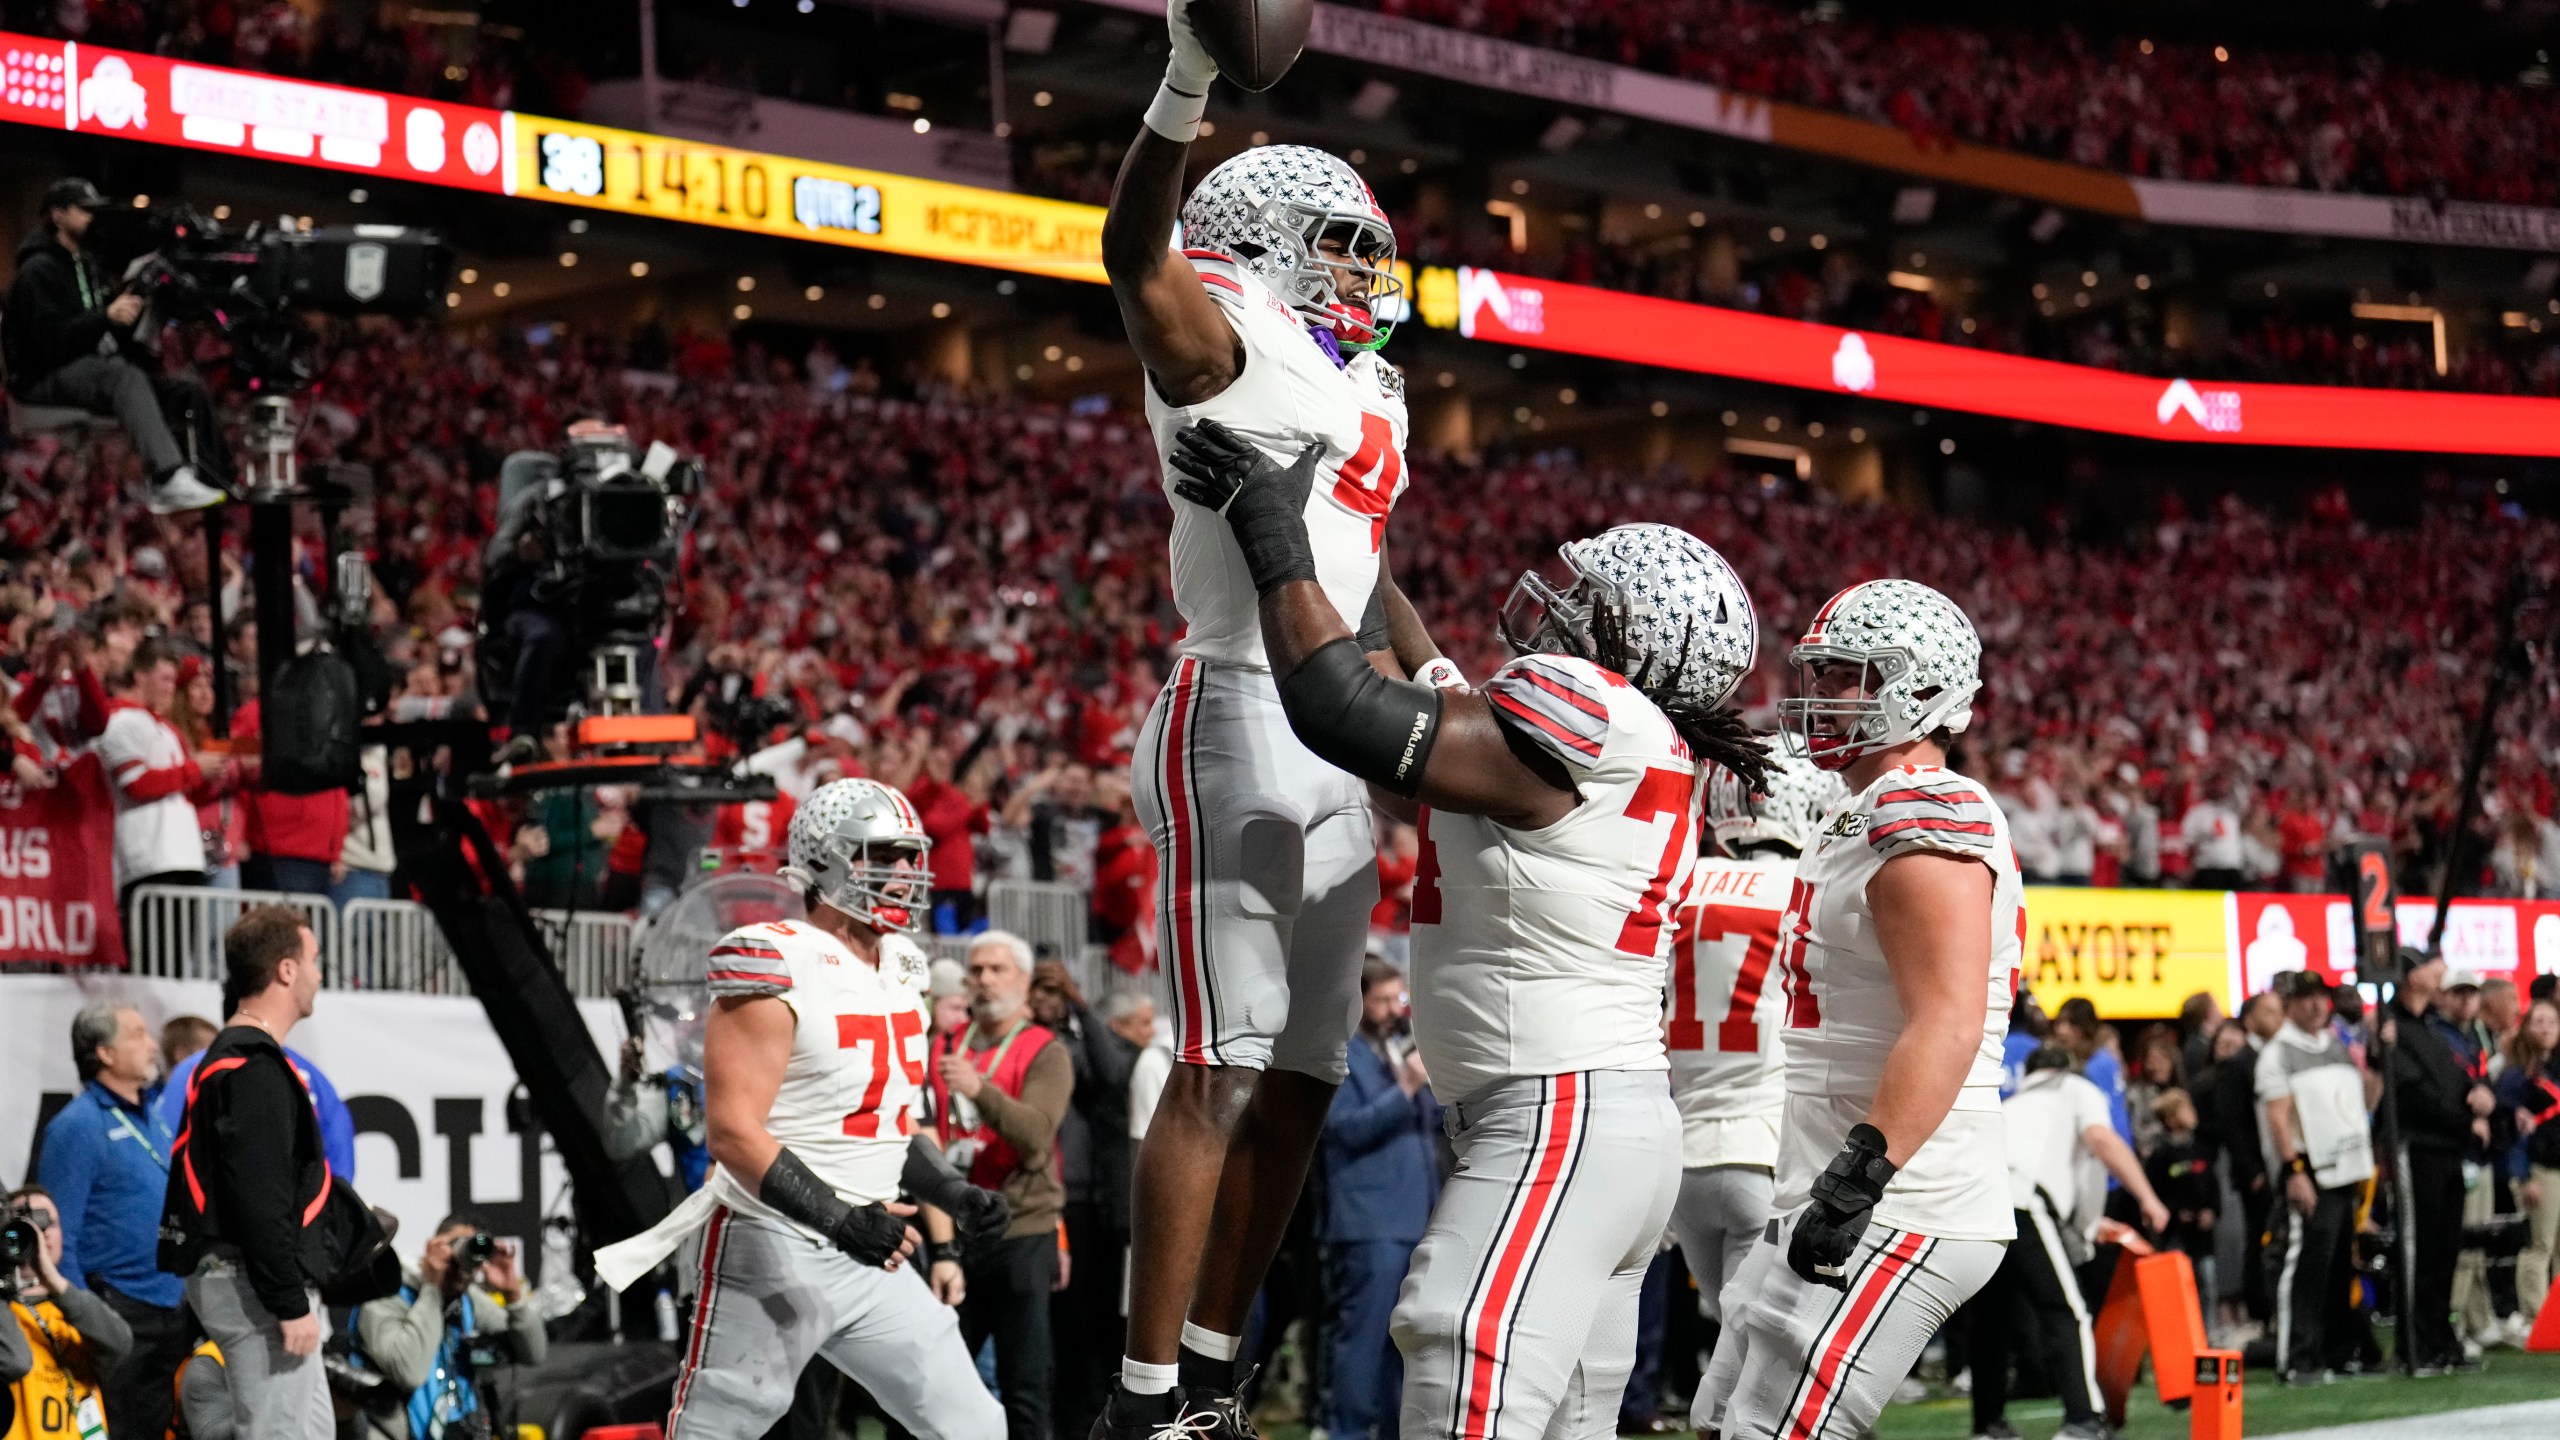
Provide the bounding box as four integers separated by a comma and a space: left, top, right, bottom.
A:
517, 119, 1104, 283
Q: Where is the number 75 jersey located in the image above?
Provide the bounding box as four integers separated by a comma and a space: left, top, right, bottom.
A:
1666, 855, 1796, 1169
1409, 654, 1699, 1105
704, 921, 931, 1213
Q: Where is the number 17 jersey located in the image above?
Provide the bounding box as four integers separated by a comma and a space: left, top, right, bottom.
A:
1667, 854, 1795, 1170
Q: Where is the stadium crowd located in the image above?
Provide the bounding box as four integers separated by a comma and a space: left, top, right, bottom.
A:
1362, 0, 2560, 208
5, 318, 2557, 943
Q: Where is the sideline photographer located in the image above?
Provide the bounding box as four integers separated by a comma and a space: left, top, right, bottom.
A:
3, 1185, 135, 1440
3, 178, 226, 514
349, 1218, 547, 1440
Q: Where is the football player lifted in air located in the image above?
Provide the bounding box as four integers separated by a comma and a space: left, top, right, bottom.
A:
1095, 2, 1446, 1436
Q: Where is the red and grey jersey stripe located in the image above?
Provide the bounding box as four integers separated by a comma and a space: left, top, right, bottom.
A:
1484, 655, 1613, 771
706, 932, 793, 994
1182, 248, 1248, 300
1865, 770, 1999, 860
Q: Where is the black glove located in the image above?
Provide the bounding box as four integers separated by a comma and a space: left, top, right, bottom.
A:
1168, 419, 1321, 596
903, 1134, 1014, 1253
1786, 1123, 1897, 1291
760, 1146, 911, 1266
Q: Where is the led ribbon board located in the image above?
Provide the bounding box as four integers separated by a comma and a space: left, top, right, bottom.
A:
1415, 264, 2560, 457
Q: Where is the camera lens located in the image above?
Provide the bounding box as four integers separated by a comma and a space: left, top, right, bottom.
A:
462, 1232, 497, 1266
0, 1217, 35, 1267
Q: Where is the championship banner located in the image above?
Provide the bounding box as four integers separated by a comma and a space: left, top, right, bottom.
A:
2016, 887, 2236, 1021
0, 751, 123, 968
0, 976, 628, 1282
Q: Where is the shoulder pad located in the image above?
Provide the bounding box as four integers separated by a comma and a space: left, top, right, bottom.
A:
706, 927, 795, 997
1865, 770, 2000, 861
1484, 653, 1620, 772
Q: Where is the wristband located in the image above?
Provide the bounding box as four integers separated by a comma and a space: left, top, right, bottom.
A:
2285, 1155, 2311, 1177
1143, 77, 1209, 143
1413, 657, 1468, 691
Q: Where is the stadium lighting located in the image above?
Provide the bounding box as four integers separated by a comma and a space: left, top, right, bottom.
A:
734, 303, 752, 319
1650, 400, 1669, 416
493, 282, 511, 297
630, 261, 649, 277
1887, 271, 1935, 293
932, 302, 952, 318
2352, 302, 2450, 375
737, 276, 756, 291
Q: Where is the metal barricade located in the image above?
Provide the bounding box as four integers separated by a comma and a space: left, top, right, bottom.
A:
985, 879, 1090, 971
126, 885, 337, 983
339, 899, 462, 993
533, 909, 640, 997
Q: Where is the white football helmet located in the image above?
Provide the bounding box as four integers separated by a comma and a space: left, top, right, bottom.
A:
1180, 145, 1402, 349
1498, 523, 1757, 720
1707, 749, 1849, 856
1776, 579, 1982, 771
781, 778, 931, 933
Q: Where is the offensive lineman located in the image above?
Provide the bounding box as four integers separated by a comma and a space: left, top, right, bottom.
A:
594, 778, 1009, 1440
1168, 419, 1772, 1440
1097, 1, 1438, 1432
1669, 756, 1847, 1375
1696, 580, 2020, 1439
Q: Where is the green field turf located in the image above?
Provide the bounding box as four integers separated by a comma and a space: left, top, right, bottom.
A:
1867, 1349, 2560, 1439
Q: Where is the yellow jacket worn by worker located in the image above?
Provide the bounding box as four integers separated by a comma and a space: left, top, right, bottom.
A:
3, 1284, 133, 1440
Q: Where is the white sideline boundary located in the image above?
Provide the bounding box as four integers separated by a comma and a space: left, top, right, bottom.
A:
2264, 1396, 2560, 1440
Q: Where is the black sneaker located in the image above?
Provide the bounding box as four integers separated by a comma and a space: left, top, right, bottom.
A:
1090, 1387, 1219, 1440
1192, 1364, 1259, 1440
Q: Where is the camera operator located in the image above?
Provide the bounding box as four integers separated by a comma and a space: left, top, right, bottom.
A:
3, 1184, 135, 1440
4, 178, 225, 515
348, 1218, 547, 1440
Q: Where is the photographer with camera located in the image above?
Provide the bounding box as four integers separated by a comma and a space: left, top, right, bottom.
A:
348, 1218, 546, 1440
3, 1184, 135, 1440
4, 178, 225, 515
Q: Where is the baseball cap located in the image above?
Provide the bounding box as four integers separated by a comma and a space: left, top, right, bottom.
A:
43, 177, 108, 213
2448, 969, 2485, 992
2275, 970, 2334, 1002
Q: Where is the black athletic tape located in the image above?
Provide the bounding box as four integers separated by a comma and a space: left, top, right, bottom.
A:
761, 1146, 907, 1264
1277, 637, 1443, 798
1356, 582, 1390, 653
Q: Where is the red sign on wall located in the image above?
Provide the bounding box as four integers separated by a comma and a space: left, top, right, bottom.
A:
2233, 891, 2560, 991
1445, 266, 2560, 458
1, 36, 509, 193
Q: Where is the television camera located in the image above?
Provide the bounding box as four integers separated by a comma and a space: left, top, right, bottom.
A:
482, 423, 702, 733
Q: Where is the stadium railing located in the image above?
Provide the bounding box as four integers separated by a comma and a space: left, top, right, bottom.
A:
124, 879, 1163, 1012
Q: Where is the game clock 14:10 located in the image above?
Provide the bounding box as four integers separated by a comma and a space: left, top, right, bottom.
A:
534, 131, 882, 238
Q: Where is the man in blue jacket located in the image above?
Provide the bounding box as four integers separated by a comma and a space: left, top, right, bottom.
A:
38, 1000, 188, 1440
1319, 960, 1442, 1440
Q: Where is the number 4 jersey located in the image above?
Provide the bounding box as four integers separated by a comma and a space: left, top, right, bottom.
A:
1667, 855, 1795, 1170
1409, 653, 1699, 1105
704, 921, 933, 1216
1143, 252, 1410, 670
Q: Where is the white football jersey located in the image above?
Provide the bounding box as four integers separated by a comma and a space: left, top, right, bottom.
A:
1666, 854, 1796, 1169
1144, 251, 1410, 670
1773, 764, 2023, 1240
1409, 654, 1698, 1104
704, 920, 933, 1216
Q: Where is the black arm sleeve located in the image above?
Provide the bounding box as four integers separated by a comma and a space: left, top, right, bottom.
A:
760, 1147, 907, 1264
213, 1059, 314, 1318
1275, 637, 1444, 798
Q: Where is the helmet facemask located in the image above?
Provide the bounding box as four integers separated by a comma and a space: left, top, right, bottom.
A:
805, 835, 933, 934
1253, 200, 1401, 351
1778, 646, 1972, 771
1498, 540, 1610, 662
